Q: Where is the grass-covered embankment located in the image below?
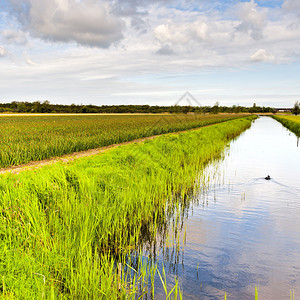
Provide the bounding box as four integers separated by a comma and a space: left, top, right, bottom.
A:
0, 114, 248, 168
272, 115, 300, 136
0, 116, 256, 299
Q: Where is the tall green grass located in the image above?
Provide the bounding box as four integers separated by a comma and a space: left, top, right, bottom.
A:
0, 116, 256, 298
272, 115, 300, 136
0, 114, 248, 168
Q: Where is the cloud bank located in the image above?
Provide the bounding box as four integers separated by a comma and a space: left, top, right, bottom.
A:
0, 0, 300, 106
5, 0, 300, 60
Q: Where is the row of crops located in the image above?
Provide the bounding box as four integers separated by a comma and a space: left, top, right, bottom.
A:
0, 116, 256, 298
0, 114, 248, 168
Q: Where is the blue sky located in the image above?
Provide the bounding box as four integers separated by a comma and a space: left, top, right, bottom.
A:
0, 0, 300, 107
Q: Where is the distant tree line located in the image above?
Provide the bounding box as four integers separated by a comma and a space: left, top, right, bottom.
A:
0, 100, 276, 114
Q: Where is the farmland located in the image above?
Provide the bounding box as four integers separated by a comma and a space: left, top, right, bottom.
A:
272, 115, 300, 136
0, 114, 248, 168
0, 116, 256, 299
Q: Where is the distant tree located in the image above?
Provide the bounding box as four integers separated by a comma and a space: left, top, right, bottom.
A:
80, 106, 88, 113
292, 101, 300, 115
38, 100, 51, 113
11, 101, 18, 111
232, 105, 241, 113
32, 101, 42, 113
17, 102, 27, 112
249, 102, 259, 113
211, 102, 220, 114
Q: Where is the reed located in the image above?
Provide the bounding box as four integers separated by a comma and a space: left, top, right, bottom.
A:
0, 116, 256, 298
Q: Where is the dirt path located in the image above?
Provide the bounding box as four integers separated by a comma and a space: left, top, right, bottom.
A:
0, 125, 213, 175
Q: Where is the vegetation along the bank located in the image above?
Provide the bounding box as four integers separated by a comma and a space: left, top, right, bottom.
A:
0, 114, 247, 168
0, 116, 256, 299
272, 115, 300, 137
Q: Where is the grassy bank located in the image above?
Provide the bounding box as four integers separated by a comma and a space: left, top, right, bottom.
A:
0, 114, 248, 168
0, 116, 256, 299
272, 115, 300, 136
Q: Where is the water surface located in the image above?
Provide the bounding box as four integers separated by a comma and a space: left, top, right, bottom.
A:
151, 117, 300, 299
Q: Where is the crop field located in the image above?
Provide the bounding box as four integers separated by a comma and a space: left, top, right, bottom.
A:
0, 114, 248, 168
0, 116, 256, 299
272, 115, 300, 136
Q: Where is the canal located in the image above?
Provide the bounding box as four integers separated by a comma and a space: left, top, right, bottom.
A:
151, 116, 300, 299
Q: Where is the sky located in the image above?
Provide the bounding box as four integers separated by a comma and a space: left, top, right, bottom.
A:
0, 0, 299, 107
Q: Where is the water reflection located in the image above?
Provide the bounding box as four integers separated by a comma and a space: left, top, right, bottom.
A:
139, 117, 300, 299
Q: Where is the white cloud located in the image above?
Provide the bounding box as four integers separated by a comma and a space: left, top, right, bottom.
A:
250, 49, 275, 62
156, 44, 174, 55
25, 57, 37, 66
154, 19, 214, 56
0, 46, 7, 57
283, 0, 300, 12
235, 0, 267, 40
282, 0, 300, 29
9, 0, 124, 48
154, 22, 195, 45
2, 30, 28, 45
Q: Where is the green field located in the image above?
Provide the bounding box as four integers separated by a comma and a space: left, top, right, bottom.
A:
0, 114, 248, 168
0, 116, 256, 299
272, 115, 300, 136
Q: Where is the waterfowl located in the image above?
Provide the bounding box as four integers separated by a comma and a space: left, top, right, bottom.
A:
265, 175, 271, 180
